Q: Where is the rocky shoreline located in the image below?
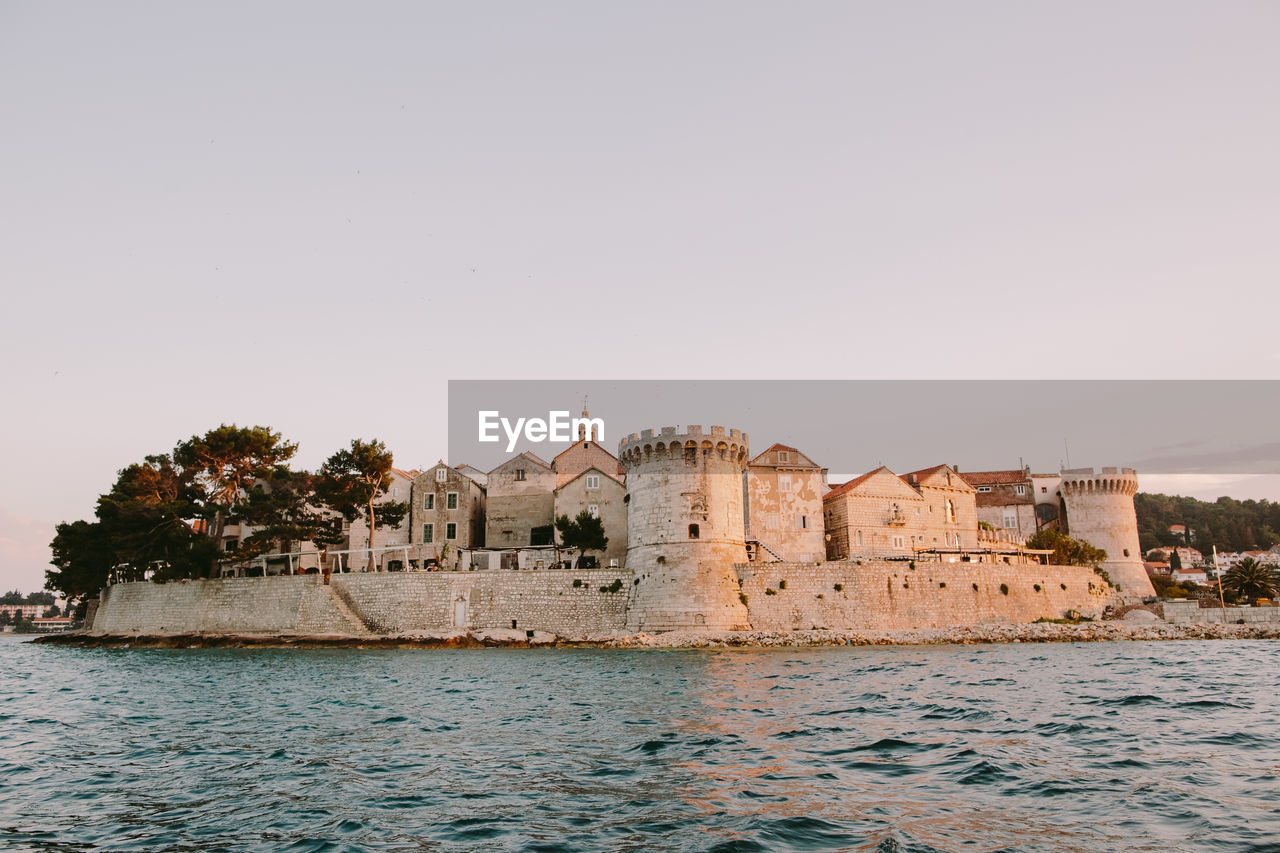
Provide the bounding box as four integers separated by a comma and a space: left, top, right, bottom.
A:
32, 620, 1280, 649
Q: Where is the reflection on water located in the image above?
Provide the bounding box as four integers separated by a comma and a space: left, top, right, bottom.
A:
0, 635, 1276, 852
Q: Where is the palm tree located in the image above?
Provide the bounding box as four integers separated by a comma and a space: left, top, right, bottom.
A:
1220, 558, 1280, 603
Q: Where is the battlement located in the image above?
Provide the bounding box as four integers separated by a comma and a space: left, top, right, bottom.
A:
619, 425, 749, 469
1059, 466, 1138, 496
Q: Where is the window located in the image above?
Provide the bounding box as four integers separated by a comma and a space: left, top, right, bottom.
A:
976, 486, 992, 493
688, 523, 700, 539
447, 492, 458, 510
436, 468, 448, 483
796, 514, 808, 529
514, 469, 526, 481
1003, 511, 1017, 529
588, 503, 599, 518
423, 524, 434, 543
946, 499, 956, 523
856, 530, 863, 546
892, 535, 905, 549
777, 451, 790, 462
766, 513, 779, 530
586, 474, 600, 490
1015, 485, 1026, 495
778, 474, 792, 492
424, 494, 434, 510
1041, 486, 1047, 493
446, 523, 457, 540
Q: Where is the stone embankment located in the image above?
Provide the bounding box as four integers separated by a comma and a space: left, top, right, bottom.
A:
35, 620, 1280, 649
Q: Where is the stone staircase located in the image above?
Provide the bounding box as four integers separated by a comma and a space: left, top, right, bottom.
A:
746, 539, 786, 562
296, 579, 374, 635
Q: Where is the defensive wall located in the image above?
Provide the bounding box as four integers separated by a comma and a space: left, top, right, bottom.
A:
88, 559, 1114, 639
735, 561, 1113, 632
90, 570, 634, 638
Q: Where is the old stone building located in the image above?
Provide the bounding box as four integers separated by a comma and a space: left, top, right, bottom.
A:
484, 452, 556, 548
822, 466, 926, 560
745, 443, 827, 562
410, 462, 486, 564
341, 466, 418, 571
901, 465, 980, 552
959, 467, 1038, 541
552, 438, 625, 488
553, 465, 627, 567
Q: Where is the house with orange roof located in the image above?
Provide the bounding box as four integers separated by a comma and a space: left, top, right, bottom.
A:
900, 465, 980, 552
958, 467, 1037, 540
746, 443, 827, 562
822, 466, 925, 560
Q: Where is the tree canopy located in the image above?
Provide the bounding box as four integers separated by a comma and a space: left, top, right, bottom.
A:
1025, 528, 1107, 567
313, 439, 409, 569
1135, 492, 1280, 555
555, 510, 608, 567
46, 425, 375, 597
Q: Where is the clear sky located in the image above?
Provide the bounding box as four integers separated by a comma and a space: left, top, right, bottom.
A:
2, 2, 1278, 593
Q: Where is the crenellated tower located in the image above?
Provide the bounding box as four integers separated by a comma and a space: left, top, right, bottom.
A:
619, 425, 751, 631
1057, 467, 1155, 602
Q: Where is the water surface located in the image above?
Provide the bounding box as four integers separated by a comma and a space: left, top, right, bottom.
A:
1, 635, 1277, 852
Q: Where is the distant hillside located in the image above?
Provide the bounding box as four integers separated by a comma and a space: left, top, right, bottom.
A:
1135, 492, 1280, 555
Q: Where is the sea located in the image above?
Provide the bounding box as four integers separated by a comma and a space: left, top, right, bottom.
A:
1, 634, 1277, 852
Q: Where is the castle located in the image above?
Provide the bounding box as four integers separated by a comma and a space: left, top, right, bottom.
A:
91, 420, 1155, 639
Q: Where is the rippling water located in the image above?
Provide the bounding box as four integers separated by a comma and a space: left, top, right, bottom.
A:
2, 635, 1278, 852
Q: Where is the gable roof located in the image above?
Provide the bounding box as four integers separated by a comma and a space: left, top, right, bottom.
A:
552, 439, 619, 465
958, 469, 1029, 486
901, 464, 975, 492
389, 467, 419, 481
823, 466, 921, 502
556, 465, 625, 491
488, 451, 553, 475
749, 443, 821, 468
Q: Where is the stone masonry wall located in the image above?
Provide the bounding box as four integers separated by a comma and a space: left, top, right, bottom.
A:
90, 570, 634, 638
332, 570, 632, 635
736, 560, 1112, 631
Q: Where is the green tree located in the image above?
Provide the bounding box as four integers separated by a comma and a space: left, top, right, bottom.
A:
1026, 528, 1107, 567
555, 509, 608, 569
314, 439, 409, 572
175, 425, 299, 574
47, 520, 116, 598
1170, 549, 1183, 571
236, 467, 345, 568
0, 590, 23, 605
94, 454, 211, 581
1220, 558, 1280, 603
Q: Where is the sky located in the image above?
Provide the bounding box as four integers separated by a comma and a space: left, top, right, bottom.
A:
2, 2, 1278, 593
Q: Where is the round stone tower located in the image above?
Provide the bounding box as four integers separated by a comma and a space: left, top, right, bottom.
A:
1058, 467, 1155, 603
619, 425, 752, 632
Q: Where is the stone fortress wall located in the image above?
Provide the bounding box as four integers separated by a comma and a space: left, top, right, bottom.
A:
91, 571, 635, 638
736, 560, 1112, 632
89, 559, 1114, 639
